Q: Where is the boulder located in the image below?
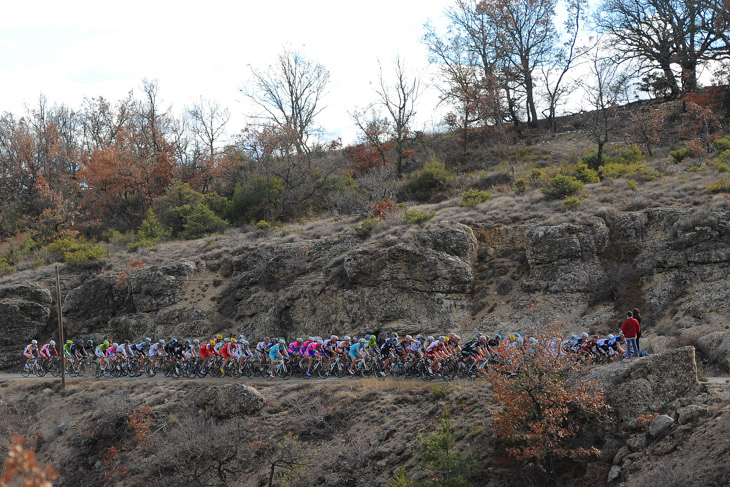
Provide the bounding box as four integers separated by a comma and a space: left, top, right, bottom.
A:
676, 404, 708, 425
648, 414, 674, 438
0, 284, 53, 369
128, 262, 196, 312
584, 347, 700, 420
607, 465, 622, 483
626, 433, 648, 452
191, 383, 265, 418
694, 331, 730, 373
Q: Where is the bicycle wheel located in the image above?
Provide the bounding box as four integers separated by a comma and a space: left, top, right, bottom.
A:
333, 359, 346, 378
20, 363, 31, 377
36, 362, 47, 377
278, 361, 293, 380
317, 361, 330, 379
242, 361, 256, 379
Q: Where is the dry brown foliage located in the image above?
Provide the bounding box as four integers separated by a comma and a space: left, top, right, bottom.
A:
486, 326, 610, 472
0, 435, 58, 487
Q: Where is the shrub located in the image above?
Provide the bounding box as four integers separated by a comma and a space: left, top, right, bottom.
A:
404, 209, 436, 225
707, 177, 730, 194
460, 189, 492, 207
354, 218, 379, 239
514, 178, 527, 193
486, 326, 609, 471
182, 204, 229, 239
0, 257, 15, 276
541, 174, 583, 199
670, 147, 689, 162
599, 162, 662, 181
372, 199, 398, 220
44, 237, 106, 266
102, 229, 136, 247
626, 179, 639, 190
256, 220, 271, 231
136, 209, 168, 243
572, 162, 600, 184
562, 196, 582, 210
405, 159, 454, 202
418, 408, 474, 487
64, 245, 106, 268
712, 136, 730, 153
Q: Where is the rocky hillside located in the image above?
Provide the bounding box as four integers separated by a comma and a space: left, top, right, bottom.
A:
2, 194, 730, 373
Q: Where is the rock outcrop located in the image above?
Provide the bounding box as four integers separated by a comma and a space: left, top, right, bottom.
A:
0, 284, 53, 369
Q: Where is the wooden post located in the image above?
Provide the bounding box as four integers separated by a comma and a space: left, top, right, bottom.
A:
55, 265, 65, 388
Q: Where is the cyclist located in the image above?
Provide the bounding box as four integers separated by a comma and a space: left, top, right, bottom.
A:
304, 339, 324, 377
23, 340, 39, 369
268, 338, 289, 377
348, 338, 368, 374
39, 340, 58, 369
220, 338, 237, 374
379, 333, 399, 374
199, 340, 218, 370
70, 339, 87, 369
148, 339, 166, 370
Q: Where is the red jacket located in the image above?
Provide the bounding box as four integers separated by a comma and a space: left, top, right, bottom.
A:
622, 318, 640, 339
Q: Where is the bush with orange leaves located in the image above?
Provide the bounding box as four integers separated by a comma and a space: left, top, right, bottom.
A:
1, 435, 57, 487
485, 328, 610, 474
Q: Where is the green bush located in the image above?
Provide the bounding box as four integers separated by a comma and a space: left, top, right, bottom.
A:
136, 209, 168, 243
44, 237, 106, 266
256, 220, 271, 231
670, 147, 688, 162
64, 245, 106, 268
182, 204, 229, 239
572, 162, 600, 184
227, 176, 284, 223
707, 177, 730, 194
513, 178, 527, 193
460, 189, 492, 207
712, 137, 730, 153
599, 162, 662, 181
541, 174, 584, 199
0, 257, 15, 276
418, 409, 474, 487
404, 209, 436, 225
405, 159, 454, 202
354, 218, 379, 239
562, 196, 582, 210
102, 229, 136, 247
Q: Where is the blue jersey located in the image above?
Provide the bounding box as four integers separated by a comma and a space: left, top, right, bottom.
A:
269, 343, 284, 360
348, 343, 363, 359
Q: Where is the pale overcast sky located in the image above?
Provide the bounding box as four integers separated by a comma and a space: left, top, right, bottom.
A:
0, 0, 450, 145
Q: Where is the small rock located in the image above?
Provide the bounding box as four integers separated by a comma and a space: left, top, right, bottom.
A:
648, 414, 675, 438
608, 465, 622, 483
677, 404, 708, 425
626, 433, 648, 452
613, 446, 631, 465
652, 439, 678, 456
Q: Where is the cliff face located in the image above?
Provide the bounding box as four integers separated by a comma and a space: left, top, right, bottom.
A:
2, 205, 730, 370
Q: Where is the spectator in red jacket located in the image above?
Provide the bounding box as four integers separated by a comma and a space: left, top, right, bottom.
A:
622, 311, 641, 358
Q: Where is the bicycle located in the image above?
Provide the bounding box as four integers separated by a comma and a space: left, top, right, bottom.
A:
21, 358, 45, 377
266, 357, 293, 380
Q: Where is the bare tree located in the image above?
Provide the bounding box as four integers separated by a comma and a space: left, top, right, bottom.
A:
374, 57, 421, 177
582, 51, 631, 168
541, 0, 589, 134
187, 98, 230, 192
245, 49, 330, 155
597, 0, 730, 95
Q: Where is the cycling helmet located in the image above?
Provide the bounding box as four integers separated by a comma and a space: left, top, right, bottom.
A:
49, 340, 56, 346
32, 339, 38, 345
87, 339, 93, 344
427, 336, 434, 341
364, 334, 371, 340
405, 335, 413, 340
239, 335, 246, 341
210, 340, 216, 346
438, 336, 445, 342
495, 334, 502, 340
193, 338, 199, 344
529, 337, 538, 344
159, 339, 165, 344
317, 339, 323, 345
343, 336, 351, 341
172, 338, 178, 343
124, 339, 130, 344
242, 340, 249, 346
185, 339, 191, 344
452, 334, 461, 341
514, 332, 521, 338
231, 338, 237, 343
278, 338, 285, 344
140, 342, 147, 347
77, 340, 83, 345
112, 343, 118, 348
581, 332, 589, 338
66, 340, 73, 345
359, 338, 366, 343
216, 334, 223, 340
331, 335, 338, 341
145, 337, 152, 342
104, 340, 110, 347
223, 337, 229, 343
608, 334, 614, 339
